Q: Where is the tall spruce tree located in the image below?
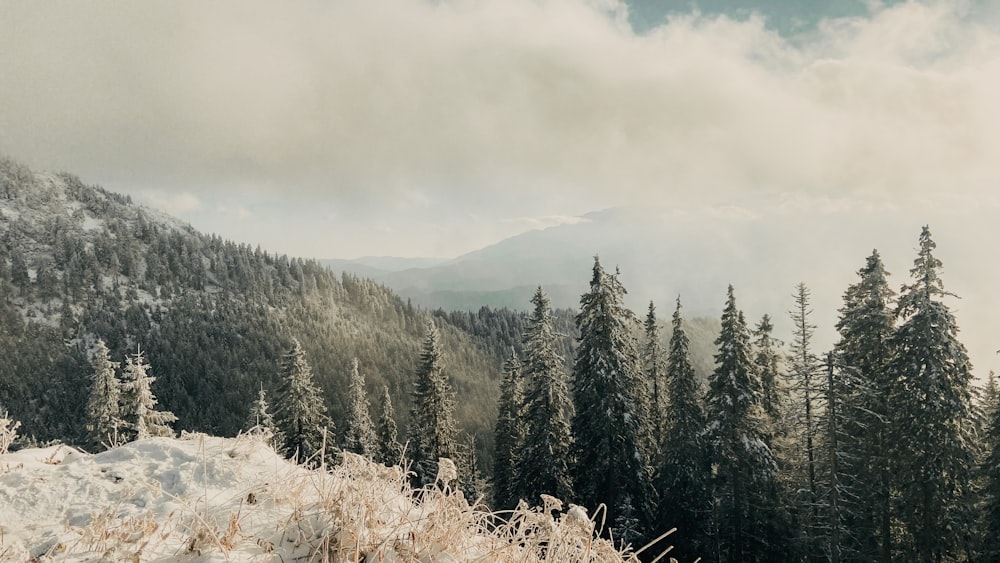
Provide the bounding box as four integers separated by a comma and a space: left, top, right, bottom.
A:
704, 286, 780, 563
983, 391, 1000, 561
788, 283, 824, 561
886, 226, 979, 562
834, 250, 895, 563
408, 321, 459, 485
519, 287, 575, 505
344, 358, 378, 458
246, 384, 281, 449
376, 384, 404, 466
119, 345, 177, 441
493, 348, 526, 509
85, 339, 122, 448
656, 297, 710, 561
643, 301, 667, 455
752, 315, 784, 435
571, 260, 654, 544
274, 340, 333, 465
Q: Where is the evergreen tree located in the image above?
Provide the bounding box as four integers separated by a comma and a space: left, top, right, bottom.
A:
344, 357, 378, 458
408, 321, 459, 484
886, 226, 979, 562
787, 282, 824, 560
274, 340, 333, 465
834, 250, 896, 563
984, 370, 999, 425
752, 315, 784, 434
571, 260, 654, 544
704, 286, 780, 563
376, 384, 404, 466
643, 301, 667, 457
983, 389, 1000, 561
656, 297, 711, 561
85, 339, 122, 448
118, 344, 177, 441
457, 432, 489, 502
493, 348, 526, 510
519, 287, 575, 505
246, 384, 281, 450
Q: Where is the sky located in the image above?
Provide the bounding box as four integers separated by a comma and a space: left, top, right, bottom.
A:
2, 0, 1000, 260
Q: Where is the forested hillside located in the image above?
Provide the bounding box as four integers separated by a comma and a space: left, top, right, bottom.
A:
0, 157, 510, 460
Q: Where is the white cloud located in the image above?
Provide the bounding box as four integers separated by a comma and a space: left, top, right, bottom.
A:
0, 0, 998, 255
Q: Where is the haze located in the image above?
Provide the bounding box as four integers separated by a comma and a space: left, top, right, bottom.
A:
1, 0, 998, 372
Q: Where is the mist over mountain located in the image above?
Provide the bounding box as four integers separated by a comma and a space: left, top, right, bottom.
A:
331, 204, 999, 377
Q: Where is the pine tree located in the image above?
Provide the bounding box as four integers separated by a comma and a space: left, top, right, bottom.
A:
519, 287, 575, 505
656, 297, 710, 561
344, 358, 378, 458
984, 370, 999, 425
85, 339, 122, 449
408, 321, 459, 485
788, 282, 824, 560
886, 226, 979, 562
493, 348, 526, 510
571, 260, 654, 543
643, 301, 667, 457
457, 432, 489, 502
376, 385, 403, 466
246, 384, 281, 449
704, 285, 779, 563
983, 391, 1000, 561
274, 340, 333, 465
118, 344, 177, 441
834, 250, 896, 563
752, 315, 784, 433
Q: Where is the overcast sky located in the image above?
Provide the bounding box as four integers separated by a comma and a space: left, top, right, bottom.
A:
2, 0, 1000, 259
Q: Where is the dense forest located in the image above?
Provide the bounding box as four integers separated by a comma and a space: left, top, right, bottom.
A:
3, 157, 1000, 562
0, 157, 599, 466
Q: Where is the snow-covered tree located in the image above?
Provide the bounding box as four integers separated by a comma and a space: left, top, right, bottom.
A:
656, 297, 710, 561
983, 392, 1000, 561
0, 403, 19, 454
787, 282, 824, 557
704, 286, 781, 563
834, 250, 896, 563
344, 358, 378, 458
85, 339, 122, 449
984, 370, 999, 426
752, 315, 784, 434
571, 259, 653, 543
376, 384, 403, 467
119, 345, 177, 441
519, 287, 575, 505
493, 348, 526, 510
886, 226, 979, 562
274, 340, 333, 465
246, 384, 281, 449
408, 321, 459, 484
642, 301, 667, 456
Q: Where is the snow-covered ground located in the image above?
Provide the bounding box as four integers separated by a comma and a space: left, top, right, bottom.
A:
0, 434, 647, 562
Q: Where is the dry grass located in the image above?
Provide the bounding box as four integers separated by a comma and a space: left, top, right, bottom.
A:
2, 434, 674, 562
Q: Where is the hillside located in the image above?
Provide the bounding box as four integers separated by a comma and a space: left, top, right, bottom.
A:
0, 434, 649, 562
0, 157, 521, 463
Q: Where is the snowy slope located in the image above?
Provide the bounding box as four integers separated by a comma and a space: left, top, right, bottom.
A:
0, 435, 648, 562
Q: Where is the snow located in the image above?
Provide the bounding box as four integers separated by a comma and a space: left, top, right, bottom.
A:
0, 434, 635, 562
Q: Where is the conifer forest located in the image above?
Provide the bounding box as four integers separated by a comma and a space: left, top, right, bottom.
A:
1, 157, 998, 562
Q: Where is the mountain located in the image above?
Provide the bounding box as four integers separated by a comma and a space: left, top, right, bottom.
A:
337, 205, 1000, 376
320, 256, 449, 279
0, 157, 522, 461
